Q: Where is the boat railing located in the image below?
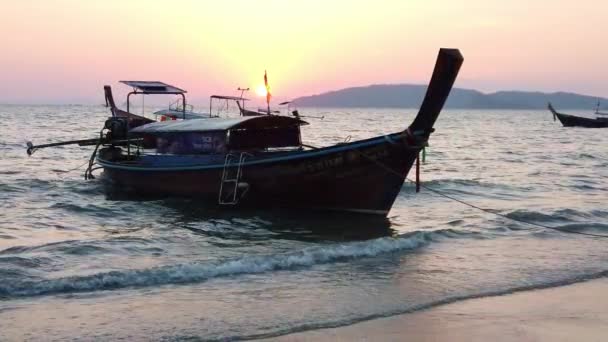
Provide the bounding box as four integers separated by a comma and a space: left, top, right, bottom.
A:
169, 98, 194, 113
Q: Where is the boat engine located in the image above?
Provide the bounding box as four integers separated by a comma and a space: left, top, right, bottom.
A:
104, 117, 128, 141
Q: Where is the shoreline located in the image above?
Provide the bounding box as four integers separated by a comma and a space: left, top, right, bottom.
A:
268, 278, 608, 341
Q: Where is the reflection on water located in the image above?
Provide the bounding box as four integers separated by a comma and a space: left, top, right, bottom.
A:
162, 199, 396, 242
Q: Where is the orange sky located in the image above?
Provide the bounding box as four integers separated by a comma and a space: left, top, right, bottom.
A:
0, 0, 606, 104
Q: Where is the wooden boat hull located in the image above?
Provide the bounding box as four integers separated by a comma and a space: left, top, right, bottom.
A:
555, 112, 608, 128
548, 103, 608, 128
98, 133, 420, 216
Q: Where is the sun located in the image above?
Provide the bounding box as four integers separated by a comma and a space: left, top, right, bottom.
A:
255, 84, 267, 97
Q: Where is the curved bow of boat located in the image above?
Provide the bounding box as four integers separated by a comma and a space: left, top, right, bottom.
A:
407, 48, 464, 143
548, 102, 559, 121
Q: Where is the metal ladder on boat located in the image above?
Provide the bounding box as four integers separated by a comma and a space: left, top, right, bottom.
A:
218, 152, 251, 205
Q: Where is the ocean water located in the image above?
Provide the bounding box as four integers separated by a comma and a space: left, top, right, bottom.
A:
0, 105, 607, 341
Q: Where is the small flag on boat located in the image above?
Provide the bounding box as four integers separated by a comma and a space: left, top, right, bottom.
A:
264, 70, 272, 107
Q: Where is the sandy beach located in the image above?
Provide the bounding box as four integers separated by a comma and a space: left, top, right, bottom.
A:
270, 278, 608, 341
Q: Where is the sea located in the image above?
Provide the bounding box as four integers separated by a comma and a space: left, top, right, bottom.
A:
0, 105, 607, 341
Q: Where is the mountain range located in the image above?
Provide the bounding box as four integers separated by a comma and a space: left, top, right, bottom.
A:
291, 84, 607, 109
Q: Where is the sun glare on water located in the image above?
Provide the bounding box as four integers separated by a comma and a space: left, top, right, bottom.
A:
255, 84, 267, 97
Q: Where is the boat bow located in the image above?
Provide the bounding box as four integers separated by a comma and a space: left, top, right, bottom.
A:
407, 48, 464, 144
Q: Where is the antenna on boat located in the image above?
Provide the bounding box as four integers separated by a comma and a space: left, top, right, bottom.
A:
237, 87, 250, 111
237, 87, 249, 98
595, 98, 605, 115
596, 100, 608, 116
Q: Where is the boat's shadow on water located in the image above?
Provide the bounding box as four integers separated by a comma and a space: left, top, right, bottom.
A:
104, 184, 396, 242
167, 200, 397, 242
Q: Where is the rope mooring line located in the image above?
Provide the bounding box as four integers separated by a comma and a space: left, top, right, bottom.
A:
53, 160, 91, 174
405, 178, 608, 239
346, 140, 608, 239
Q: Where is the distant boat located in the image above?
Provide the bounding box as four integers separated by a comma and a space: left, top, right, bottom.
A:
27, 48, 464, 217
548, 103, 608, 128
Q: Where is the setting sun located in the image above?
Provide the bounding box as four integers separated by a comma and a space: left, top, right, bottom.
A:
255, 84, 268, 97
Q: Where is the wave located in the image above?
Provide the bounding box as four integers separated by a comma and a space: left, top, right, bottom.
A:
0, 240, 79, 255
49, 202, 121, 217
505, 209, 567, 223
419, 178, 493, 188
0, 183, 25, 194
410, 178, 530, 198
0, 256, 51, 268
0, 229, 467, 299
0, 170, 21, 175
504, 209, 608, 234
0, 237, 156, 256
591, 210, 608, 219
577, 153, 598, 159
14, 178, 55, 190
556, 223, 608, 232
0, 142, 29, 148
231, 270, 608, 341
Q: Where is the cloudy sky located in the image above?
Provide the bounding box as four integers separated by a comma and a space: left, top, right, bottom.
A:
0, 0, 606, 103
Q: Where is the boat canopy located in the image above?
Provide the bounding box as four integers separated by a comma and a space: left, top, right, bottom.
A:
130, 115, 308, 134
210, 95, 250, 101
152, 109, 209, 120
120, 81, 186, 94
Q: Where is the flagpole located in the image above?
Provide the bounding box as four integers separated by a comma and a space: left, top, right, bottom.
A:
264, 70, 271, 115
267, 96, 270, 116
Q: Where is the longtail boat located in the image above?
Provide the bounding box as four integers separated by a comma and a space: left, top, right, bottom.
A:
548, 102, 608, 128
27, 48, 463, 216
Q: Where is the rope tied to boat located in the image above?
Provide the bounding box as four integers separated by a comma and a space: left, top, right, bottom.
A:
352, 136, 608, 239
409, 181, 608, 238
84, 128, 104, 180
402, 128, 431, 193
415, 151, 421, 193
422, 145, 427, 163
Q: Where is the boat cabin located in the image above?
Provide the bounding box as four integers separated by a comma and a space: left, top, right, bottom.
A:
129, 115, 308, 155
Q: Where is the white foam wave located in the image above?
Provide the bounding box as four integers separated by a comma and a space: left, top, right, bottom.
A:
0, 230, 446, 298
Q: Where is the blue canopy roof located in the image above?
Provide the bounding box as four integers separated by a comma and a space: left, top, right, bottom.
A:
129, 115, 307, 134
120, 81, 186, 94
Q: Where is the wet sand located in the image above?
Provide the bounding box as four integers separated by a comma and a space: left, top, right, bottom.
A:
270, 278, 608, 341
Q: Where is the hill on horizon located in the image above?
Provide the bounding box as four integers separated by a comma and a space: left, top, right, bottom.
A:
291, 84, 608, 109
